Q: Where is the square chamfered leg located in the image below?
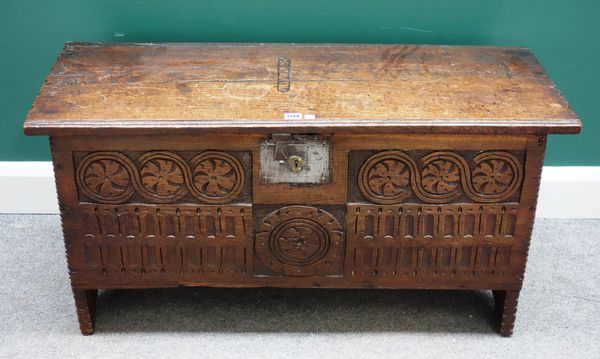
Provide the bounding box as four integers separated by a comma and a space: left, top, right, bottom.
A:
493, 289, 521, 337
72, 288, 98, 335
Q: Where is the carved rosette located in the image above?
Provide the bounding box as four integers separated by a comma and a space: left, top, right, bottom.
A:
76, 152, 136, 204
471, 153, 519, 197
421, 159, 461, 197
358, 150, 522, 204
138, 152, 189, 202
190, 151, 245, 204
76, 150, 245, 204
255, 206, 344, 276
358, 151, 413, 204
418, 152, 464, 202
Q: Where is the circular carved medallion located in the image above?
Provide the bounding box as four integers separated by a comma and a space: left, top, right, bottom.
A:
190, 151, 245, 203
138, 152, 188, 202
471, 154, 518, 196
255, 206, 343, 277
270, 219, 329, 266
421, 159, 461, 195
358, 151, 412, 204
77, 152, 135, 203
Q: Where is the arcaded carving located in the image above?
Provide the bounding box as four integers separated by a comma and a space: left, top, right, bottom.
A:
78, 204, 252, 276
347, 203, 519, 278
76, 151, 246, 204
358, 150, 522, 204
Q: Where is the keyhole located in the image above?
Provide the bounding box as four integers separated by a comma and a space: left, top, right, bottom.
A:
288, 155, 304, 172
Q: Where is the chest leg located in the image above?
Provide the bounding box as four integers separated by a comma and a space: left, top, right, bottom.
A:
73, 288, 97, 335
494, 289, 521, 336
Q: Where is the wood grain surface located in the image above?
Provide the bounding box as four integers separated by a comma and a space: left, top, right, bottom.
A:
24, 43, 580, 135
23, 43, 580, 336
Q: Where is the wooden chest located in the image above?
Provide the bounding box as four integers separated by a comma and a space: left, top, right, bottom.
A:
24, 43, 581, 336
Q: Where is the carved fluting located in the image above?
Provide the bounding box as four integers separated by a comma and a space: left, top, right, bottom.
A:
77, 204, 252, 277
358, 150, 522, 204
76, 151, 245, 204
346, 204, 519, 278
255, 206, 344, 277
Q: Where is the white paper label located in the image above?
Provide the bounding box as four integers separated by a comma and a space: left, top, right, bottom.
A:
284, 112, 302, 120
303, 114, 316, 120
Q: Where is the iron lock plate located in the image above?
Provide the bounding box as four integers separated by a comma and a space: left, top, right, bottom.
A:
259, 134, 330, 184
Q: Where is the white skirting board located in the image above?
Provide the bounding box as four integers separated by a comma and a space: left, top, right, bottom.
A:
0, 162, 598, 218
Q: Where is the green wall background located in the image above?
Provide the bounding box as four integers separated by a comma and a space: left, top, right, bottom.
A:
1, 0, 597, 164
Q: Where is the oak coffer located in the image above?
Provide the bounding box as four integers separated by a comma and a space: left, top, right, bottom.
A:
24, 43, 581, 336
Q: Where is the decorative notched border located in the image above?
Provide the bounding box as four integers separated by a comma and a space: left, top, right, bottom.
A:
254, 205, 344, 277
358, 150, 523, 204
76, 151, 246, 204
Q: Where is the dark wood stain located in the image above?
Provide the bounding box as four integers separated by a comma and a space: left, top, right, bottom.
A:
24, 43, 580, 337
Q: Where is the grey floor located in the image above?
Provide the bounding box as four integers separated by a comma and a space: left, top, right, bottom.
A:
0, 215, 598, 358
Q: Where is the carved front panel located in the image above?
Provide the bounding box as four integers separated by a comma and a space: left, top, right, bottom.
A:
253, 206, 345, 277
75, 150, 250, 204
61, 142, 534, 286
72, 204, 252, 278
346, 204, 519, 279
346, 148, 527, 282
350, 150, 524, 204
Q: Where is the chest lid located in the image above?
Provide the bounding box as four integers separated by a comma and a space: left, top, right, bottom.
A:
24, 42, 580, 136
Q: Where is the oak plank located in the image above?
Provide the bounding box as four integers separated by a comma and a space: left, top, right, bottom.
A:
24, 43, 581, 136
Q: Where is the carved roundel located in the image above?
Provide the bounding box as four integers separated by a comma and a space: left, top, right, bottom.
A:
190, 151, 245, 204
270, 219, 329, 266
421, 159, 461, 195
255, 206, 343, 277
358, 151, 412, 204
138, 151, 189, 202
77, 152, 136, 204
471, 152, 521, 198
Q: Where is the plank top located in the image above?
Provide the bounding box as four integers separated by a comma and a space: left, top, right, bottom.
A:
24, 42, 581, 135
